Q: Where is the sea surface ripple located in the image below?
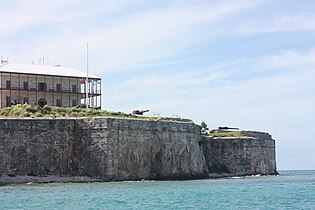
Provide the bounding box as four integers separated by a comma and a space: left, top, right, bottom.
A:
0, 170, 314, 209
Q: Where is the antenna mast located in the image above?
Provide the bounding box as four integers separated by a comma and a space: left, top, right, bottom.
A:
86, 43, 89, 108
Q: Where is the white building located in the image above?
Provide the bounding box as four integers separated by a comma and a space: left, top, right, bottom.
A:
0, 61, 101, 109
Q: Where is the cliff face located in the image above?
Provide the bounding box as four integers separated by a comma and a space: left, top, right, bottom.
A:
200, 134, 277, 176
80, 118, 209, 180
0, 119, 83, 176
0, 118, 277, 182
0, 118, 208, 180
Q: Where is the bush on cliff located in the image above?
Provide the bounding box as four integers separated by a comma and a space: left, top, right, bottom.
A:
208, 129, 270, 138
209, 130, 246, 137
0, 105, 193, 122
0, 108, 9, 116
201, 121, 209, 135
0, 104, 134, 119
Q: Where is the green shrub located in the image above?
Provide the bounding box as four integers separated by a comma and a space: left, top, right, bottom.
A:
69, 108, 81, 113
33, 112, 43, 117
42, 105, 52, 113
22, 112, 32, 117
25, 106, 37, 113
9, 106, 23, 117
0, 108, 10, 116
0, 105, 184, 122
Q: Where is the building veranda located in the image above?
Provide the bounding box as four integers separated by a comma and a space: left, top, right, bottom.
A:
0, 61, 101, 109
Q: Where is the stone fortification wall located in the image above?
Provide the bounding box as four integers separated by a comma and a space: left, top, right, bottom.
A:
200, 136, 277, 176
0, 119, 84, 176
0, 117, 277, 182
81, 118, 208, 180
0, 118, 208, 181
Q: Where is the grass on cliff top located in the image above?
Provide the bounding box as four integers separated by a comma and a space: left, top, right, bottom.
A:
0, 105, 192, 122
0, 104, 135, 119
208, 130, 268, 138
209, 130, 246, 137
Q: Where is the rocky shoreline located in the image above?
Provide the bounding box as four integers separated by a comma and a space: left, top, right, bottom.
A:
0, 175, 101, 186
0, 172, 281, 186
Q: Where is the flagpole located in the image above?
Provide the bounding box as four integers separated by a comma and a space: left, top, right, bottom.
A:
86, 43, 89, 108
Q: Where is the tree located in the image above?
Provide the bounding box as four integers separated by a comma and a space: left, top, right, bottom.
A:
201, 121, 209, 135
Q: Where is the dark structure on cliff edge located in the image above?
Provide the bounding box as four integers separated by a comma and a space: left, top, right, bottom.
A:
0, 117, 277, 183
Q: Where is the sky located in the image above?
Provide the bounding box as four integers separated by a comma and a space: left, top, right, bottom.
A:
1, 0, 315, 170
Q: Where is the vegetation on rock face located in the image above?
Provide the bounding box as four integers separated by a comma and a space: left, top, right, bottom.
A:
200, 121, 209, 135
209, 130, 246, 138
208, 129, 269, 138
0, 105, 192, 123
0, 104, 141, 119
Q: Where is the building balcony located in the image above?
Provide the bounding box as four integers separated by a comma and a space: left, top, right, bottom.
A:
0, 85, 101, 96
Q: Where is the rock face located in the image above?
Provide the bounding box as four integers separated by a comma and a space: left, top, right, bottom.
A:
0, 117, 277, 182
81, 118, 208, 180
200, 134, 278, 176
0, 119, 83, 177
0, 118, 208, 180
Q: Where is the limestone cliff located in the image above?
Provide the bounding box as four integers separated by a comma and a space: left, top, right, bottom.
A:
200, 133, 278, 176
0, 117, 277, 183
0, 119, 82, 177
0, 118, 208, 181
80, 118, 208, 180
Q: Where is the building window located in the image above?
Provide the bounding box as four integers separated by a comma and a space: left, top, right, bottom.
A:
23, 97, 28, 104
6, 80, 11, 89
56, 99, 62, 107
56, 83, 61, 92
72, 100, 77, 107
72, 85, 77, 93
38, 82, 46, 91
6, 96, 11, 107
23, 81, 28, 90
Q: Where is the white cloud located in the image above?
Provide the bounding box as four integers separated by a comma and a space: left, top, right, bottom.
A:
239, 15, 315, 35
0, 0, 147, 37
257, 48, 315, 70
96, 0, 264, 71
103, 52, 315, 116
1, 0, 267, 73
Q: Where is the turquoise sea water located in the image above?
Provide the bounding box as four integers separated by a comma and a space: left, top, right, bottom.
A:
0, 171, 314, 209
